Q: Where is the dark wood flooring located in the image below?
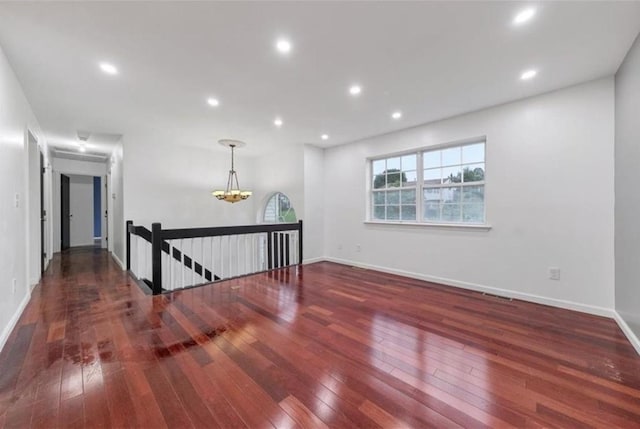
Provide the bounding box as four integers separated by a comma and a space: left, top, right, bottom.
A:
1, 248, 640, 428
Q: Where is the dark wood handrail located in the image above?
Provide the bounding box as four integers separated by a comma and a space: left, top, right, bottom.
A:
126, 220, 303, 294
126, 223, 219, 283
161, 222, 300, 240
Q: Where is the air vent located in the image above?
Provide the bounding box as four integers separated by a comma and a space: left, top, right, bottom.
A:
482, 292, 513, 301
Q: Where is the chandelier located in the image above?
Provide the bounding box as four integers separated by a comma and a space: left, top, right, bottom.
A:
212, 139, 252, 203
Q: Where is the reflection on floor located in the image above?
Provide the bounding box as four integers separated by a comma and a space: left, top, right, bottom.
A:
1, 248, 640, 428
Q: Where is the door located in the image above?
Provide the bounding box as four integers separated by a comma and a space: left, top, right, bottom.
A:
61, 174, 70, 250
40, 152, 45, 273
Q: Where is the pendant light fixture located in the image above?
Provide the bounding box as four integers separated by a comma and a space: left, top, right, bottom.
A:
212, 139, 252, 203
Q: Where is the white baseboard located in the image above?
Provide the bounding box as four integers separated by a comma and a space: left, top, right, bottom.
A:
324, 256, 615, 318
613, 312, 640, 356
111, 252, 126, 271
0, 290, 31, 353
303, 257, 325, 265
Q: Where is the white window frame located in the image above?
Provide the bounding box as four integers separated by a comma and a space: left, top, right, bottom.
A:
366, 136, 490, 229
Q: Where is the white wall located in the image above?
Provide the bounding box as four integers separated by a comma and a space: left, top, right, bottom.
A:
68, 175, 95, 246
0, 44, 49, 351
52, 157, 107, 253
252, 143, 305, 224
53, 157, 107, 176
303, 145, 325, 262
123, 131, 256, 231
615, 32, 640, 347
323, 78, 615, 315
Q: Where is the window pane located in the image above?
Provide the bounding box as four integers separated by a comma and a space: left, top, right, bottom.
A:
400, 189, 416, 204
462, 204, 484, 223
372, 159, 385, 175
401, 205, 416, 220
442, 147, 461, 166
441, 187, 461, 203
462, 185, 484, 203
373, 191, 385, 205
442, 204, 461, 222
264, 196, 277, 223
463, 143, 484, 164
387, 205, 400, 220
442, 166, 461, 184
463, 163, 485, 182
423, 188, 440, 202
405, 170, 417, 186
386, 170, 404, 188
373, 173, 386, 189
423, 150, 440, 169
401, 154, 416, 171
264, 192, 296, 223
386, 157, 400, 170
423, 203, 440, 221
424, 168, 440, 185
387, 190, 400, 204
373, 205, 386, 220
423, 188, 440, 203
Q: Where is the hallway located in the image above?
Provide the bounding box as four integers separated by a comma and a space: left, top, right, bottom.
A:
2, 249, 640, 428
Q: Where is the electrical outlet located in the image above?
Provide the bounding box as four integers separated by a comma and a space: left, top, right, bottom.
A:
549, 267, 561, 281
356, 244, 361, 252
12, 278, 16, 294
14, 193, 19, 208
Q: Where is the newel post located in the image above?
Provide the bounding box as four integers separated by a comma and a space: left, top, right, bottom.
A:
298, 220, 303, 265
125, 220, 133, 270
151, 222, 163, 295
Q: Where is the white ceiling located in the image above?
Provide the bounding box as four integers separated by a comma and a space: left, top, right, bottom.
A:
0, 1, 639, 157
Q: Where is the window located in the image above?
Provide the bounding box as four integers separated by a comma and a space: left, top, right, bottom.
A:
372, 154, 417, 221
263, 192, 297, 223
370, 140, 485, 225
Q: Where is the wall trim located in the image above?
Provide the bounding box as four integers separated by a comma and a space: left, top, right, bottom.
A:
303, 257, 325, 265
324, 256, 615, 318
613, 312, 640, 356
0, 290, 31, 353
111, 251, 125, 271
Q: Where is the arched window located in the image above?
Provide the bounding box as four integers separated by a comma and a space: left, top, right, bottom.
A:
263, 192, 297, 223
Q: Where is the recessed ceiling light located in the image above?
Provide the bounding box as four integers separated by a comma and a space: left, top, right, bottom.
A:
513, 8, 536, 25
79, 145, 86, 153
99, 62, 118, 75
349, 85, 362, 96
207, 97, 220, 107
321, 134, 329, 140
276, 39, 292, 54
520, 69, 537, 80
391, 111, 402, 120
274, 118, 283, 127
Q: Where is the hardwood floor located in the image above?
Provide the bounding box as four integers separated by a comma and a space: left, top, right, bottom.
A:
1, 248, 640, 428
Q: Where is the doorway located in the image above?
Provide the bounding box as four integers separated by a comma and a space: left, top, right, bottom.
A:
27, 131, 43, 286
61, 174, 70, 250
60, 174, 104, 249
40, 152, 45, 273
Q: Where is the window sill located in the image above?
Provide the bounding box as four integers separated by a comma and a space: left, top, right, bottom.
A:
364, 220, 492, 231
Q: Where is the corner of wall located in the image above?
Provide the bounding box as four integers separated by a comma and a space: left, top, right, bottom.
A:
614, 311, 640, 356
0, 289, 30, 353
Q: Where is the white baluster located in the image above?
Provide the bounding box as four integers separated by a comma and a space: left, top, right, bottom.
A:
211, 237, 216, 282
181, 239, 185, 289
201, 237, 205, 283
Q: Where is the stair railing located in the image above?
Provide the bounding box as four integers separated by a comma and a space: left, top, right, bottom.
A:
126, 220, 303, 294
